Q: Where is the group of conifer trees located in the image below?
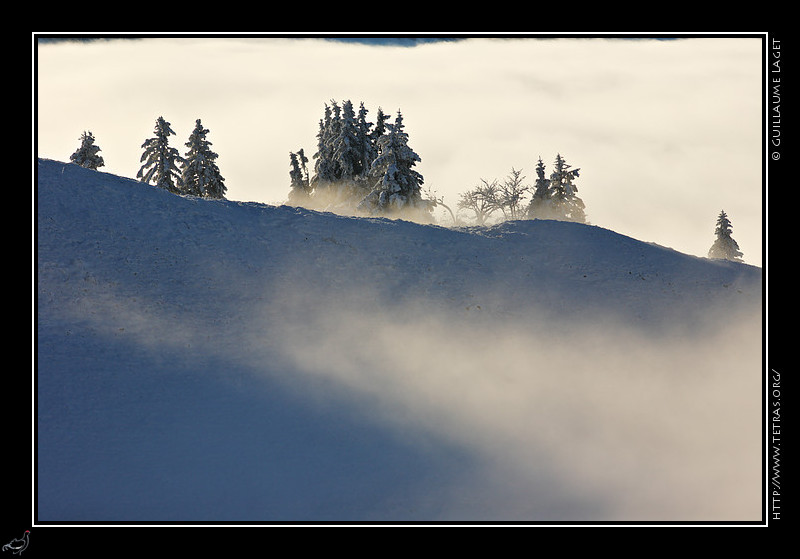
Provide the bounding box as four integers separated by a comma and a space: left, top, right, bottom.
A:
136, 117, 226, 199
288, 99, 428, 220
67, 103, 746, 262
69, 116, 226, 199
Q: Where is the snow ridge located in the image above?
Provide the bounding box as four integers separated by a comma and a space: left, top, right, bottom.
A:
36, 158, 762, 522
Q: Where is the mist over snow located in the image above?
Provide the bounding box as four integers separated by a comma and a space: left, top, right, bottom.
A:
36, 159, 762, 522
35, 35, 763, 265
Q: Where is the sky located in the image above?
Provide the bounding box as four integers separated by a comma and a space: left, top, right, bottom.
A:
34, 34, 764, 265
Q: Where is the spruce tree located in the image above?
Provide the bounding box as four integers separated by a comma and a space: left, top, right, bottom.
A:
297, 148, 310, 188
370, 107, 389, 157
359, 110, 425, 214
526, 157, 553, 219
327, 100, 343, 180
330, 100, 360, 183
69, 130, 105, 170
549, 153, 585, 223
179, 119, 226, 199
137, 116, 184, 194
708, 210, 744, 261
355, 102, 375, 179
288, 149, 311, 204
311, 104, 337, 188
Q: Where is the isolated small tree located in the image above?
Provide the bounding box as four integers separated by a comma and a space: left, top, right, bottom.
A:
526, 157, 553, 219
423, 186, 457, 225
297, 148, 309, 187
288, 149, 311, 204
458, 179, 501, 225
497, 167, 529, 220
179, 119, 226, 199
549, 154, 585, 223
708, 210, 743, 261
137, 116, 184, 194
69, 131, 105, 170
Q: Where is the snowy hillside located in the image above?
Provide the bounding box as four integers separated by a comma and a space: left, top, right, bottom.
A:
35, 158, 762, 523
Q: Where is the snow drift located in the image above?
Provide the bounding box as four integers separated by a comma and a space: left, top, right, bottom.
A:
35, 158, 763, 522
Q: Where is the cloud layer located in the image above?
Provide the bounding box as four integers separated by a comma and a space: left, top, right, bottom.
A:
266, 296, 762, 521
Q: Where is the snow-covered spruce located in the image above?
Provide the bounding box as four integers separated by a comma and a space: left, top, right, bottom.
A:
137, 116, 184, 194
69, 130, 105, 170
708, 210, 744, 262
179, 119, 226, 199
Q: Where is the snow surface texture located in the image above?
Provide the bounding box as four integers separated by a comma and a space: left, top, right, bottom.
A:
36, 158, 762, 523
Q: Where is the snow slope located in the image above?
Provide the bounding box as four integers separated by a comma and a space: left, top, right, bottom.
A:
35, 158, 763, 523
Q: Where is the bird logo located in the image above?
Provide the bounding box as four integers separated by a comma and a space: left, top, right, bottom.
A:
2, 531, 29, 555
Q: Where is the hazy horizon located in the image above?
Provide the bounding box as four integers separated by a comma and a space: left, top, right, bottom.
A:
35, 35, 763, 265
